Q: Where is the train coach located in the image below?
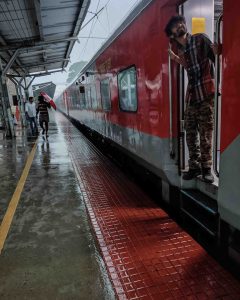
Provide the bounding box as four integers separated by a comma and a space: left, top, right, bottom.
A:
58, 0, 240, 261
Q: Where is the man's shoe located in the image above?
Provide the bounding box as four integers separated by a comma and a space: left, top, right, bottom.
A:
202, 168, 214, 183
183, 168, 201, 180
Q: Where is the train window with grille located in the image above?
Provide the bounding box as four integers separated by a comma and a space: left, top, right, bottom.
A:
118, 66, 137, 112
100, 78, 111, 111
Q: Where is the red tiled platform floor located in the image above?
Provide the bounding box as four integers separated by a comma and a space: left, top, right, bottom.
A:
57, 113, 240, 300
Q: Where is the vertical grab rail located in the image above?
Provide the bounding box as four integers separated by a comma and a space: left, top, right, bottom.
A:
213, 13, 223, 177
179, 65, 185, 171
168, 43, 175, 159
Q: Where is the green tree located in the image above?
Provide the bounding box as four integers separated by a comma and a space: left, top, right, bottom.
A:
67, 61, 87, 84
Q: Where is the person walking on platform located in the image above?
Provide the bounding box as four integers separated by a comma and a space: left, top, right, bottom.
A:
37, 95, 51, 138
164, 15, 219, 183
25, 96, 38, 136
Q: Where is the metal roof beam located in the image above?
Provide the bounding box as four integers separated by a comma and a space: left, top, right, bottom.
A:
0, 37, 79, 52
0, 1, 90, 76
33, 0, 47, 63
2, 49, 20, 77
0, 55, 21, 76
19, 49, 54, 57
29, 69, 65, 77
8, 76, 18, 85
33, 0, 44, 41
29, 68, 65, 76
15, 59, 69, 69
26, 76, 36, 89
8, 68, 65, 78
0, 35, 26, 74
7, 76, 25, 89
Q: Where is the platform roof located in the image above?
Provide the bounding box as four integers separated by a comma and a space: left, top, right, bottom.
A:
0, 0, 90, 77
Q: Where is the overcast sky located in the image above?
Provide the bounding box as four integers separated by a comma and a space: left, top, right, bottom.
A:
34, 0, 141, 97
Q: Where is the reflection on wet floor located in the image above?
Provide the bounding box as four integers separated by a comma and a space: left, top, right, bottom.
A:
0, 113, 115, 300
0, 132, 4, 141
0, 125, 35, 221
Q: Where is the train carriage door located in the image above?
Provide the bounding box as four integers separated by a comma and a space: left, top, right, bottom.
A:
177, 0, 223, 181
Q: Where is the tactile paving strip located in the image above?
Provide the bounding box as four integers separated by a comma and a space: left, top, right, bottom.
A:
57, 113, 240, 300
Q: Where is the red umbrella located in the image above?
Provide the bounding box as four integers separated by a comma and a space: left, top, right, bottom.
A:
40, 91, 57, 110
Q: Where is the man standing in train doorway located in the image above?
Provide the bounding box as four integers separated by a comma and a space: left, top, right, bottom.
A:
165, 15, 219, 183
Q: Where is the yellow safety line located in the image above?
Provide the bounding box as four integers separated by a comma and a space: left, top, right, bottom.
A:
0, 139, 38, 254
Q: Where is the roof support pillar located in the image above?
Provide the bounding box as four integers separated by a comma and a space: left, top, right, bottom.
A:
18, 77, 27, 127
17, 83, 27, 127
0, 58, 15, 137
2, 49, 20, 77
23, 77, 29, 102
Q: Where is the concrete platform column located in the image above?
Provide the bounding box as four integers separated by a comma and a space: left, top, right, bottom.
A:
0, 59, 15, 137
0, 50, 21, 137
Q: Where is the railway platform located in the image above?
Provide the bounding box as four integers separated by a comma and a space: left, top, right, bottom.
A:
0, 111, 239, 299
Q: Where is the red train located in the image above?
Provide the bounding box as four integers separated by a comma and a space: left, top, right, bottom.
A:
58, 0, 240, 260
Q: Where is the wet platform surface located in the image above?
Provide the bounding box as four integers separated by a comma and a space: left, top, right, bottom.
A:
0, 112, 240, 299
56, 113, 240, 299
0, 113, 114, 300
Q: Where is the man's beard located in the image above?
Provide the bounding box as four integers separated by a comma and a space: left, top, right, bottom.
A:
173, 27, 187, 38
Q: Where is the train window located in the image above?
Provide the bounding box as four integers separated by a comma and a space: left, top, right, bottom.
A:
80, 92, 86, 109
79, 86, 85, 93
85, 86, 92, 109
72, 87, 79, 108
79, 85, 86, 109
118, 66, 137, 112
91, 84, 98, 109
100, 78, 111, 111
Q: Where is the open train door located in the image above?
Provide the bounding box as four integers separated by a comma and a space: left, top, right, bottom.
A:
176, 0, 223, 189
172, 0, 224, 238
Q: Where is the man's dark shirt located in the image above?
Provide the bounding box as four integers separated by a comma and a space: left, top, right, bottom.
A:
176, 33, 215, 104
